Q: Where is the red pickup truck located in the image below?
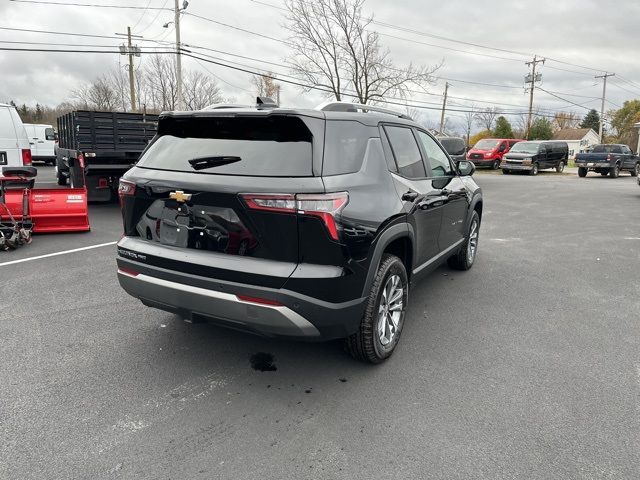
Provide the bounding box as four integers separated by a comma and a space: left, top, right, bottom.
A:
467, 138, 524, 169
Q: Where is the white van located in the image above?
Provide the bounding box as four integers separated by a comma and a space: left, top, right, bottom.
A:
24, 123, 56, 164
0, 103, 31, 172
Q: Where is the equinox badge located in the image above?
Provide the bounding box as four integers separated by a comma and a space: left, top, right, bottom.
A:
169, 190, 192, 202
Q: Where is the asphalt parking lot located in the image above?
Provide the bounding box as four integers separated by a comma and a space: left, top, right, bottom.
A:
2, 165, 640, 479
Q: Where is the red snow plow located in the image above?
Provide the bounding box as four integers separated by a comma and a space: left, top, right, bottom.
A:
0, 165, 89, 249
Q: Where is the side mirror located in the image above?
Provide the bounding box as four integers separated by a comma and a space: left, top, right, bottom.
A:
457, 160, 475, 176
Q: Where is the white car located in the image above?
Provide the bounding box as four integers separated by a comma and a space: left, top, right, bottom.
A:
0, 103, 31, 173
24, 123, 56, 165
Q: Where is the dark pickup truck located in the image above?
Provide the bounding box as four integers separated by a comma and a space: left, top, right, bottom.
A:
574, 144, 639, 178
56, 111, 158, 201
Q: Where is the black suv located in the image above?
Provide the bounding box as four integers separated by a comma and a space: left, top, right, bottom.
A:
116, 100, 483, 363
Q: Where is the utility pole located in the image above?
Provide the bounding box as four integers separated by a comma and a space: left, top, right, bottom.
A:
439, 82, 449, 135
174, 0, 184, 110
116, 28, 142, 112
595, 72, 614, 143
126, 27, 136, 111
524, 55, 545, 139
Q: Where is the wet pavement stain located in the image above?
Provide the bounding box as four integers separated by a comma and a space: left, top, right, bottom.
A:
250, 352, 277, 372
339, 378, 347, 383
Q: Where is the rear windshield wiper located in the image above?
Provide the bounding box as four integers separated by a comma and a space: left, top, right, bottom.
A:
188, 156, 241, 170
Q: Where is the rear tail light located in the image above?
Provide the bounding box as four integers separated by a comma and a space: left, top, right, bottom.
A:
21, 149, 32, 165
241, 192, 349, 241
118, 179, 136, 197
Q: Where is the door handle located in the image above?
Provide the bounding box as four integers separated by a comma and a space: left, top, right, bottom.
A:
418, 196, 448, 210
401, 191, 418, 202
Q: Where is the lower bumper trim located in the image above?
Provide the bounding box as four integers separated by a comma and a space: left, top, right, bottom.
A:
118, 270, 320, 337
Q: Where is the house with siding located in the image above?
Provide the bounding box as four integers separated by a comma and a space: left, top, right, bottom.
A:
552, 128, 599, 158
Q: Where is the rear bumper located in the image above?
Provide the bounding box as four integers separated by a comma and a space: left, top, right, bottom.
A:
116, 244, 366, 340
575, 162, 612, 169
118, 269, 322, 337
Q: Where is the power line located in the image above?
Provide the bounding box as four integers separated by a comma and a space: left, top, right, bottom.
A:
137, 0, 170, 34
249, 0, 610, 76
183, 11, 294, 47
8, 0, 171, 9
537, 87, 597, 111
131, 0, 154, 30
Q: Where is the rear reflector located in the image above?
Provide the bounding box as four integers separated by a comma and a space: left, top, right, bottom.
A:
21, 149, 32, 166
236, 295, 283, 306
118, 266, 139, 277
241, 191, 348, 241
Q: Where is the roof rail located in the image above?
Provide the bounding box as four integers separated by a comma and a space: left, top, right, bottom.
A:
202, 103, 252, 110
316, 101, 413, 120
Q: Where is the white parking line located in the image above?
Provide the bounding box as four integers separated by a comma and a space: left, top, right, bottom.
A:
0, 241, 117, 267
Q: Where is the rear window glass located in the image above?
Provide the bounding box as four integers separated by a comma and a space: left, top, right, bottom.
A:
45, 127, 55, 140
137, 116, 313, 176
438, 137, 465, 155
322, 120, 375, 175
592, 145, 622, 154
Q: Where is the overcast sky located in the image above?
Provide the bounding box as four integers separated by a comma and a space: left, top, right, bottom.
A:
1, 0, 639, 132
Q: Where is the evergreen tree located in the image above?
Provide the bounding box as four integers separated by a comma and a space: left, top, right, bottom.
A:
528, 118, 554, 140
35, 103, 43, 122
493, 116, 514, 138
579, 109, 600, 131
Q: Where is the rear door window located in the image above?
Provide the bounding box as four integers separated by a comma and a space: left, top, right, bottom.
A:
384, 126, 426, 179
137, 115, 314, 177
45, 128, 55, 141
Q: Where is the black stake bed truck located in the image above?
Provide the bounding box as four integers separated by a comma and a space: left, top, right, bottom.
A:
56, 111, 158, 201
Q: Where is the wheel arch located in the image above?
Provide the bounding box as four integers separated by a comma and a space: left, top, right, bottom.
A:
361, 223, 414, 297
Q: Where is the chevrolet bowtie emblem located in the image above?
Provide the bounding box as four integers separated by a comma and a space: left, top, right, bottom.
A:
169, 190, 192, 202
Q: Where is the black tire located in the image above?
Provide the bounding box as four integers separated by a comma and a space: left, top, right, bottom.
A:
448, 210, 480, 271
56, 171, 67, 186
345, 254, 408, 364
600, 171, 609, 177
578, 167, 587, 178
610, 164, 620, 178
630, 163, 640, 177
502, 169, 510, 175
492, 159, 500, 170
556, 161, 565, 173
530, 162, 539, 176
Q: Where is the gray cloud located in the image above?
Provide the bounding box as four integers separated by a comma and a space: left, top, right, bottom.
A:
1, 0, 638, 131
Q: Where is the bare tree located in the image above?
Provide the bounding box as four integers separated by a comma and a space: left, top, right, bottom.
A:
144, 55, 178, 111
183, 70, 224, 110
553, 111, 580, 131
463, 106, 475, 146
284, 0, 440, 104
473, 107, 499, 132
71, 74, 119, 111
251, 73, 281, 100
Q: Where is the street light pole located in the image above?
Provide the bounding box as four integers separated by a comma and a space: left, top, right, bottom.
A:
174, 0, 183, 110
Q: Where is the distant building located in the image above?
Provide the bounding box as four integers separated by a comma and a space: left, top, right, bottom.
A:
552, 128, 599, 158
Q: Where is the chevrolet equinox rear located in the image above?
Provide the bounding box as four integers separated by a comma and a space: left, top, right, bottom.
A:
116, 101, 483, 363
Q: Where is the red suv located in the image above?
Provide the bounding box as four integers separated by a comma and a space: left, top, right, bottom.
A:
467, 138, 523, 169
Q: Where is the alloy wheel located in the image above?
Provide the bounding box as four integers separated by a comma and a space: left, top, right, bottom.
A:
377, 274, 404, 346
468, 218, 479, 262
